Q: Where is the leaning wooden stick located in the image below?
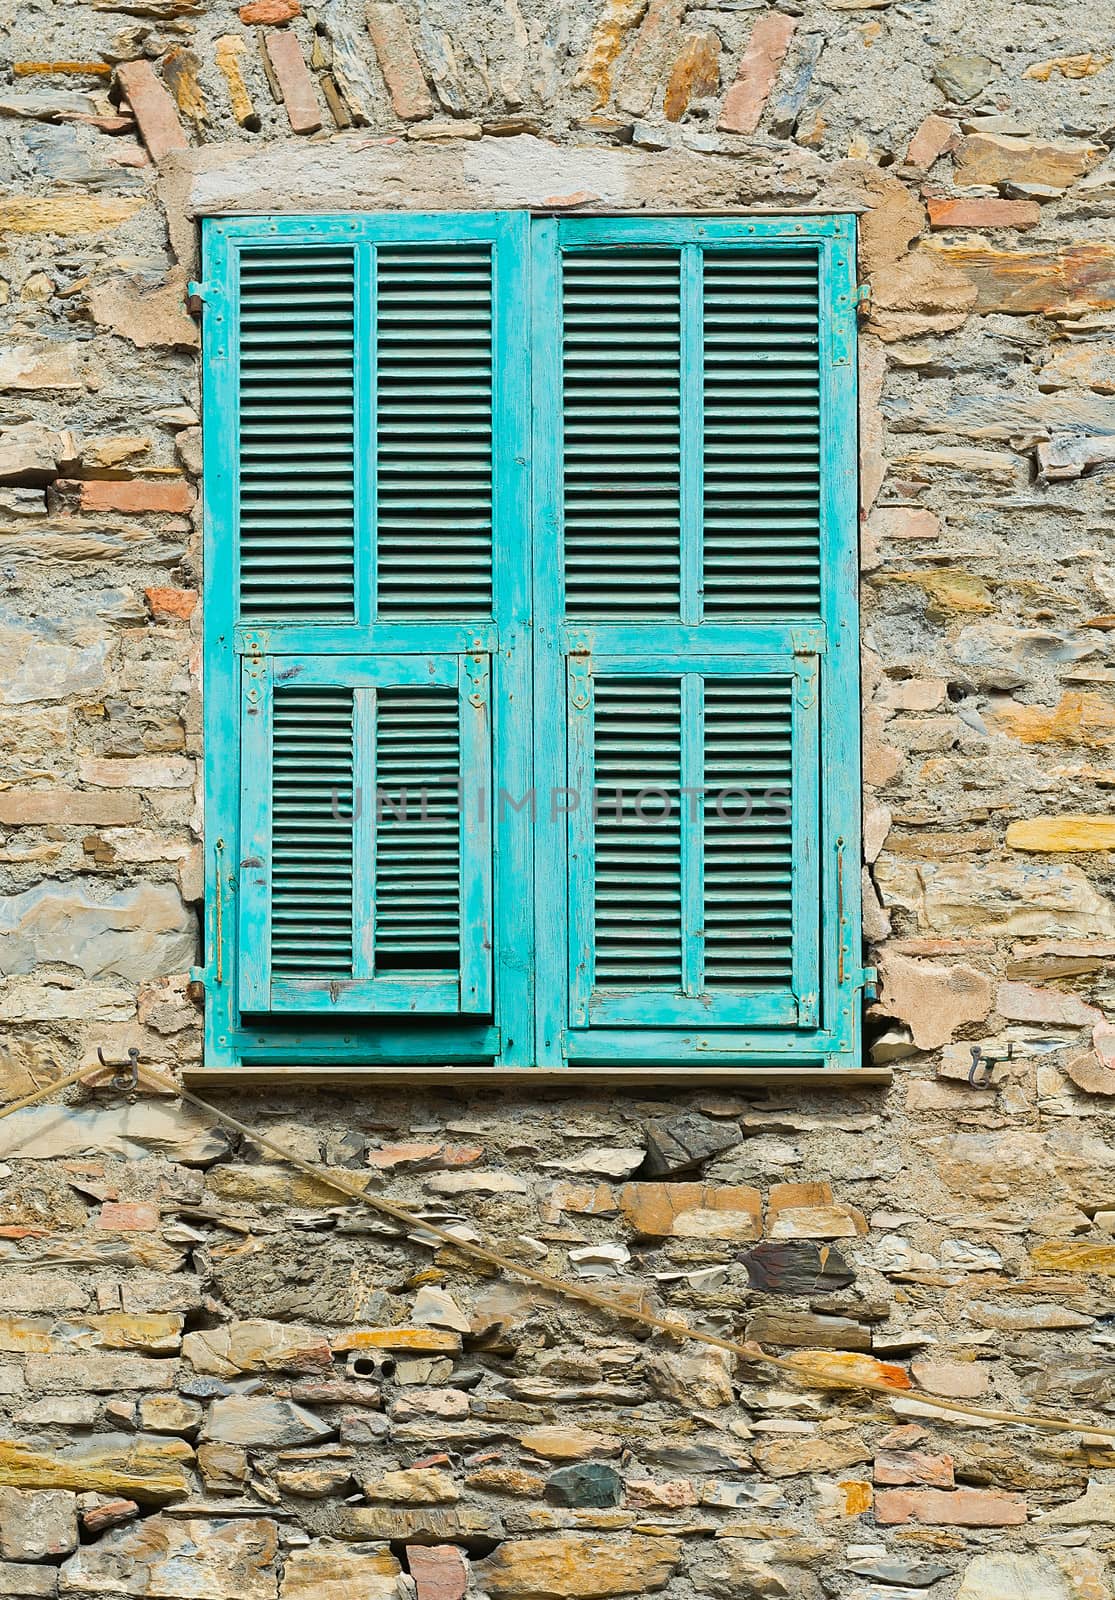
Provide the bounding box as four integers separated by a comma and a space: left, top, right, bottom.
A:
3, 1061, 1113, 1442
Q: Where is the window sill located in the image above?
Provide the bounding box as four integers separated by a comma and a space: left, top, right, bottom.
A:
183, 1064, 892, 1088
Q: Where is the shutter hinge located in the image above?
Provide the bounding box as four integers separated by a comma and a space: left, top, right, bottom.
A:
186, 280, 208, 317
830, 282, 867, 367
568, 653, 591, 711
855, 966, 879, 1002
464, 654, 489, 707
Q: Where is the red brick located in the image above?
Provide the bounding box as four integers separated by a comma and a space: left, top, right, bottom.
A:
98, 1202, 160, 1233
145, 586, 198, 621
366, 2, 433, 121
717, 11, 796, 135
240, 0, 300, 21
927, 197, 1042, 230
875, 1487, 1027, 1527
78, 478, 194, 514
873, 1449, 954, 1488
408, 1545, 468, 1600
905, 113, 956, 168
261, 28, 322, 133
116, 59, 188, 162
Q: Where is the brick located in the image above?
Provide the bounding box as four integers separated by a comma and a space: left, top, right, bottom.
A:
366, 3, 433, 120
875, 1487, 1027, 1526
77, 478, 194, 514
241, 0, 300, 20
905, 113, 955, 168
0, 789, 141, 826
146, 585, 198, 621
262, 29, 322, 133
97, 1202, 160, 1233
927, 198, 1041, 230
873, 1449, 954, 1488
116, 59, 188, 162
406, 1548, 467, 1600
717, 11, 796, 134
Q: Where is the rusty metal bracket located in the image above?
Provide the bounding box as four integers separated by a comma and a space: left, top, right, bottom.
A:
96, 1046, 140, 1093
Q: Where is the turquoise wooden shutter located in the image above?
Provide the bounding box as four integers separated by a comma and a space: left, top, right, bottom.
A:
531, 217, 860, 1068
202, 215, 530, 1059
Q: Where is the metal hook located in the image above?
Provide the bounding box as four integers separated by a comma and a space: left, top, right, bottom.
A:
969, 1040, 1014, 1086
97, 1046, 140, 1093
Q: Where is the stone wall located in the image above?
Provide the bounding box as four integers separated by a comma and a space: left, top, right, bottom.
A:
1, 0, 1115, 1596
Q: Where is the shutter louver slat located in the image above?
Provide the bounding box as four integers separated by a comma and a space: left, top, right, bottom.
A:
238, 249, 355, 618
374, 688, 461, 973
376, 248, 494, 619
562, 253, 681, 618
703, 677, 794, 988
702, 251, 822, 618
592, 678, 683, 987
271, 686, 354, 977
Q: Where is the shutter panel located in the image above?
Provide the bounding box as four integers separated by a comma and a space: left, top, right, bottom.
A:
238, 248, 356, 619
538, 220, 844, 1059
222, 219, 521, 1042
375, 246, 494, 618
702, 251, 822, 616
568, 657, 818, 1028
562, 253, 681, 617
239, 654, 492, 1015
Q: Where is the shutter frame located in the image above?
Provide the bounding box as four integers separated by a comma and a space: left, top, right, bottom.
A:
201, 212, 861, 1073
530, 215, 861, 1068
237, 652, 493, 1016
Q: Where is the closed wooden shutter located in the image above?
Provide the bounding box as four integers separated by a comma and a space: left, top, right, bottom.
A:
531, 216, 859, 1067
201, 213, 860, 1071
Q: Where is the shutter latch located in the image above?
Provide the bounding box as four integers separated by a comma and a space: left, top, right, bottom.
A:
568, 652, 591, 711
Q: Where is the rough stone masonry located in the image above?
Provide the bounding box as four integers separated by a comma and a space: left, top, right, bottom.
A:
0, 0, 1114, 1596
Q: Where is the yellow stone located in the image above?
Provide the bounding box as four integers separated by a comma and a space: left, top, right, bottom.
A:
1031, 1240, 1115, 1275
282, 1546, 401, 1600
208, 1164, 375, 1206
332, 1327, 462, 1354
1006, 816, 1115, 852
988, 693, 1115, 749
839, 1480, 873, 1515
518, 1426, 621, 1461
783, 1350, 912, 1391
476, 1533, 681, 1599
0, 197, 145, 235
215, 35, 258, 130
878, 570, 994, 616
0, 1436, 192, 1501
363, 1467, 460, 1504
572, 0, 649, 106
1024, 53, 1110, 80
